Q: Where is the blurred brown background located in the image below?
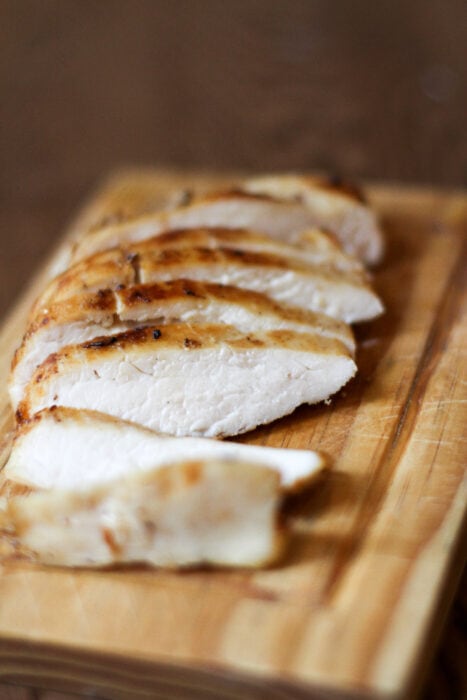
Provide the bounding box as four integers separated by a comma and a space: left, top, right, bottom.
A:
0, 1, 466, 698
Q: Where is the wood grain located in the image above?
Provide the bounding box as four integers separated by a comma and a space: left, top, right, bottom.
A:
0, 171, 466, 700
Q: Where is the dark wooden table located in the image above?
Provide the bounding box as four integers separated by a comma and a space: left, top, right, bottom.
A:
0, 2, 465, 698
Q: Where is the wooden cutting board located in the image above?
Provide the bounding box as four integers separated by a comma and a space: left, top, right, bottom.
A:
0, 171, 465, 700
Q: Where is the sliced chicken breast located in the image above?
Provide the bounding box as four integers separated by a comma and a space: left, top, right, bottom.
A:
114, 281, 355, 351
37, 243, 382, 324
5, 459, 284, 568
127, 226, 366, 274
243, 174, 384, 264
137, 247, 382, 324
17, 324, 356, 437
5, 407, 326, 493
10, 280, 354, 408
67, 188, 376, 265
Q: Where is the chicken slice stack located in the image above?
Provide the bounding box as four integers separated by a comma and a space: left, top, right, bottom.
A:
3, 173, 384, 569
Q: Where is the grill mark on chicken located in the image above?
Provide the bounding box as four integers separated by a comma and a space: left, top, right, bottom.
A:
138, 246, 364, 286
82, 335, 120, 349
80, 326, 150, 350
68, 324, 344, 356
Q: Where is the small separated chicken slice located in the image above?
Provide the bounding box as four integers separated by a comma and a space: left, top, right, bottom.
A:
5, 407, 326, 493
17, 324, 356, 438
10, 280, 354, 408
243, 174, 384, 264
67, 187, 377, 265
39, 244, 382, 324
6, 459, 284, 568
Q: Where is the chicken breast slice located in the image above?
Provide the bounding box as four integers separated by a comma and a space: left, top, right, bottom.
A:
137, 247, 382, 324
39, 244, 382, 324
122, 226, 366, 274
243, 174, 384, 264
17, 324, 356, 437
4, 407, 326, 493
67, 187, 379, 265
5, 459, 284, 568
10, 280, 354, 409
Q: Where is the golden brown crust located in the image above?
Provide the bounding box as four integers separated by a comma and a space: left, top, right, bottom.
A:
32, 248, 137, 312
32, 230, 369, 311
54, 323, 349, 358
23, 289, 116, 339
138, 245, 366, 287
21, 279, 354, 345
117, 279, 352, 341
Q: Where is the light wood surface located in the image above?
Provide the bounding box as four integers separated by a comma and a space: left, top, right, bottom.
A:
0, 171, 466, 700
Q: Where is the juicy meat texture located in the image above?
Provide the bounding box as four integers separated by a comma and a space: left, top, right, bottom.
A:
10, 280, 354, 408
35, 243, 383, 324
17, 323, 357, 438
5, 407, 326, 492
243, 174, 384, 264
67, 185, 381, 265
6, 459, 284, 568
